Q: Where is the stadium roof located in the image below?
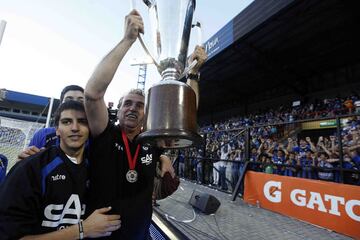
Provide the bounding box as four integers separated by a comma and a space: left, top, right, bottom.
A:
1, 89, 51, 106
199, 0, 360, 121
0, 89, 60, 123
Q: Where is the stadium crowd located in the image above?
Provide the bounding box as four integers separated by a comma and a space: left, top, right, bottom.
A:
202, 93, 360, 131
174, 94, 360, 191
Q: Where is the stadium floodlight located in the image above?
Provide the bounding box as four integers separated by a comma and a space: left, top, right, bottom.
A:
0, 20, 6, 46
130, 56, 154, 91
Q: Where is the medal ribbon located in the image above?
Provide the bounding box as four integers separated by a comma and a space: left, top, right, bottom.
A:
121, 131, 140, 170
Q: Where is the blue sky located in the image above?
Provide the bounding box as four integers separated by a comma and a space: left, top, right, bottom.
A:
0, 0, 253, 103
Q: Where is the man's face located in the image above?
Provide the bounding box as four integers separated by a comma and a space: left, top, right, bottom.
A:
117, 93, 145, 131
62, 90, 84, 103
56, 110, 89, 154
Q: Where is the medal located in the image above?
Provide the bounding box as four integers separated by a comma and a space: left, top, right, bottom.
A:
122, 131, 140, 183
126, 170, 138, 183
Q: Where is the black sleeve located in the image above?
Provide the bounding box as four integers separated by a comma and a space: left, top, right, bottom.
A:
0, 160, 42, 239
90, 120, 115, 145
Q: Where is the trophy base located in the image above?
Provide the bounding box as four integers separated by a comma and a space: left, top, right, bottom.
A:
139, 80, 201, 149
137, 129, 203, 149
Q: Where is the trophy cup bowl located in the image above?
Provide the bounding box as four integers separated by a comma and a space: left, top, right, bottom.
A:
136, 0, 203, 148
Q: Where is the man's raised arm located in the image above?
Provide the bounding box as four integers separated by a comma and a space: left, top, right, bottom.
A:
85, 10, 144, 137
186, 45, 207, 108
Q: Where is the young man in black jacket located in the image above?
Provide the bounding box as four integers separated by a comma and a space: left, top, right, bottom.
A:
0, 101, 121, 239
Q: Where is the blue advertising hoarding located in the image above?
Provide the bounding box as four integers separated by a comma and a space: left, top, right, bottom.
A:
204, 21, 234, 60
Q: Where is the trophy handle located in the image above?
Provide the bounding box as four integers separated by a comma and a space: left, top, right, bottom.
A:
130, 0, 161, 70
138, 35, 161, 69
182, 21, 203, 77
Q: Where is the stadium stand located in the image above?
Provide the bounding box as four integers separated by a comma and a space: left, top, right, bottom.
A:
171, 95, 360, 190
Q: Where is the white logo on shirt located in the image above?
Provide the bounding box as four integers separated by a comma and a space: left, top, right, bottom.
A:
42, 194, 85, 228
141, 154, 152, 165
142, 146, 149, 151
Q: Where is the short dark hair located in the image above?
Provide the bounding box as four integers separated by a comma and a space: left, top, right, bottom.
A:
60, 85, 84, 103
54, 100, 85, 126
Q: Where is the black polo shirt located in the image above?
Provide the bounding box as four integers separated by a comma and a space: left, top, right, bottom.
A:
87, 122, 161, 240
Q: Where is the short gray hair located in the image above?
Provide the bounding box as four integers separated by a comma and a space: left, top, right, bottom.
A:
117, 89, 145, 109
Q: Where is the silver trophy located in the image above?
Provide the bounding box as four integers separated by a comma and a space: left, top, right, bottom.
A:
135, 0, 202, 149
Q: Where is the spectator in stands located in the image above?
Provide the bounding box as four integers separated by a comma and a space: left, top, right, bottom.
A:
231, 149, 242, 189
249, 147, 259, 171
299, 149, 316, 179
343, 153, 358, 185
219, 143, 230, 190
17, 85, 85, 160
267, 144, 287, 175
0, 101, 121, 239
258, 137, 269, 154
0, 154, 8, 183
329, 135, 339, 157
212, 148, 221, 186
178, 150, 185, 178
283, 152, 298, 177
196, 149, 203, 183
225, 146, 234, 190
255, 138, 271, 171
262, 154, 273, 174
317, 152, 334, 181
344, 97, 354, 114
84, 9, 207, 239
349, 149, 360, 170
189, 151, 197, 180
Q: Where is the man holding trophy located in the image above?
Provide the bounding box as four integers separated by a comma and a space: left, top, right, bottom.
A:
85, 1, 207, 239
